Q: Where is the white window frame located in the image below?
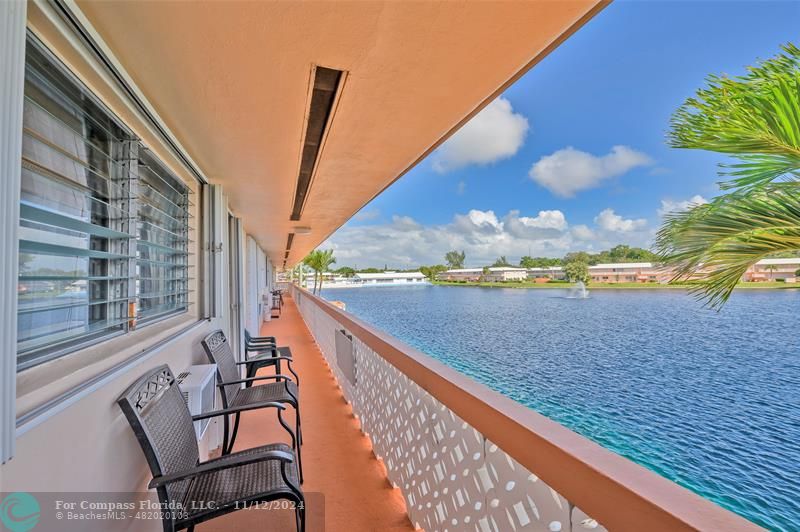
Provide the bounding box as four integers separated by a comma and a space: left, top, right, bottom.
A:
0, 0, 27, 464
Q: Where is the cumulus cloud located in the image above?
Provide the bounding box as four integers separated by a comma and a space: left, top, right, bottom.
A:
528, 145, 652, 197
594, 208, 647, 233
432, 98, 529, 173
504, 209, 567, 240
658, 195, 708, 217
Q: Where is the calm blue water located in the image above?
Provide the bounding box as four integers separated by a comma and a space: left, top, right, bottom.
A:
320, 285, 800, 531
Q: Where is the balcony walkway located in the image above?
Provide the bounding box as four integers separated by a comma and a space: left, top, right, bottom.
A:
200, 294, 414, 531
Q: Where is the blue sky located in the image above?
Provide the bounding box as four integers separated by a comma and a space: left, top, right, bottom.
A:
324, 0, 800, 269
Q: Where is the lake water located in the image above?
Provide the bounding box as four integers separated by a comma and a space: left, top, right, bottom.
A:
319, 284, 800, 531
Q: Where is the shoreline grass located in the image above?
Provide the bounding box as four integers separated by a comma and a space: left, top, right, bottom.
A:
432, 280, 799, 290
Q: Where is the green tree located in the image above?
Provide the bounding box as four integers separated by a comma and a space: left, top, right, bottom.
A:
302, 249, 336, 295
444, 250, 466, 269
656, 43, 800, 308
563, 251, 591, 265
564, 261, 589, 283
480, 266, 491, 281
420, 264, 448, 281
335, 266, 356, 277
520, 256, 562, 268
491, 256, 512, 267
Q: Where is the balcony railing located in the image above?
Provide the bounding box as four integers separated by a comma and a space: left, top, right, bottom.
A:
291, 285, 760, 532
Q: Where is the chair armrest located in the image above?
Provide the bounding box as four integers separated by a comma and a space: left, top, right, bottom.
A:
191, 401, 285, 422
247, 337, 276, 344
246, 341, 276, 349
236, 355, 293, 366
247, 337, 276, 345
217, 374, 294, 386
148, 449, 293, 489
248, 334, 276, 341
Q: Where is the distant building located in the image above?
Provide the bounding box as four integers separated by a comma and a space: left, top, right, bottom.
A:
303, 271, 428, 289
744, 258, 800, 282
438, 267, 527, 282
588, 262, 668, 284
483, 267, 528, 282
437, 268, 483, 282
355, 271, 428, 286
526, 266, 566, 281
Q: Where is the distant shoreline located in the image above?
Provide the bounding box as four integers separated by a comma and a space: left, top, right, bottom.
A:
432, 280, 800, 290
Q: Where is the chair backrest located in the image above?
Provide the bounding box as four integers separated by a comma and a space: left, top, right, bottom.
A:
201, 330, 241, 407
117, 365, 199, 508
244, 329, 253, 344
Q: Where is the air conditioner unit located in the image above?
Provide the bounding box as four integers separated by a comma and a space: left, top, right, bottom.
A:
176, 364, 217, 439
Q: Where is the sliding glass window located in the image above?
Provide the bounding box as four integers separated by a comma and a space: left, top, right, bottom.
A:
17, 37, 191, 369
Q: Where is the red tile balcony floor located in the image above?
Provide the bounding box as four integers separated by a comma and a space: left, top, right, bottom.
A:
199, 294, 414, 531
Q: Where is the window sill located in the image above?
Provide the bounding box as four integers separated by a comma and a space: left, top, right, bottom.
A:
15, 312, 202, 420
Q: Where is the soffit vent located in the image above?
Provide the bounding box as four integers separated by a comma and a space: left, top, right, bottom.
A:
291, 66, 344, 222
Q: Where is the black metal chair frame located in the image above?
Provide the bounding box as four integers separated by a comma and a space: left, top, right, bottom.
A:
201, 330, 303, 482
118, 364, 305, 532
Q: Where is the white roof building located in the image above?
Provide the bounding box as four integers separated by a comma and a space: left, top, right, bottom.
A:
355, 271, 426, 280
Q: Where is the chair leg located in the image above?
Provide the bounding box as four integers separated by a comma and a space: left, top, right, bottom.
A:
227, 412, 241, 454
222, 413, 230, 456
277, 408, 302, 483
295, 409, 304, 483
296, 404, 303, 446
277, 409, 297, 449
295, 504, 305, 532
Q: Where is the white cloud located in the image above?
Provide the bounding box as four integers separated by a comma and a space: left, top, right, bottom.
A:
432, 98, 529, 173
594, 208, 647, 233
457, 181, 466, 195
321, 206, 657, 268
390, 214, 421, 231
658, 195, 708, 217
528, 145, 652, 197
571, 224, 595, 241
353, 208, 380, 221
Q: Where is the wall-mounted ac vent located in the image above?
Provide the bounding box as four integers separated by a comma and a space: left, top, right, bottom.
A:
291, 66, 344, 221
335, 329, 357, 386
176, 364, 217, 439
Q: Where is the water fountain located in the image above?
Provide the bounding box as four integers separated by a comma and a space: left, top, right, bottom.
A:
568, 280, 589, 299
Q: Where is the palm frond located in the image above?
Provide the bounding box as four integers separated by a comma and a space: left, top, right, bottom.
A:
668, 43, 800, 189
656, 183, 800, 308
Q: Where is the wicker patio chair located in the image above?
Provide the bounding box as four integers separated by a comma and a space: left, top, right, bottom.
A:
243, 329, 299, 385
118, 365, 305, 532
201, 330, 303, 481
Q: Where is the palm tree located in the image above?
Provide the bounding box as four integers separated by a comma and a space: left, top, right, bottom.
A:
445, 250, 465, 269
302, 249, 336, 295
765, 264, 778, 281
491, 256, 512, 267
656, 43, 800, 308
